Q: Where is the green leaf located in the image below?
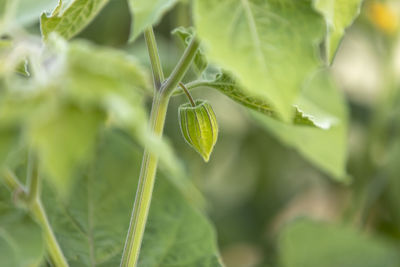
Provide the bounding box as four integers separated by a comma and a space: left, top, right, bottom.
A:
252, 71, 348, 182
0, 126, 20, 167
29, 103, 105, 193
194, 0, 326, 121
172, 27, 208, 76
279, 219, 400, 267
42, 130, 222, 266
128, 0, 179, 41
0, 188, 45, 267
184, 72, 317, 127
313, 0, 363, 63
40, 0, 110, 40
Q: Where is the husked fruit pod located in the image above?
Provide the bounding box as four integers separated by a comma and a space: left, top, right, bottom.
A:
178, 100, 218, 162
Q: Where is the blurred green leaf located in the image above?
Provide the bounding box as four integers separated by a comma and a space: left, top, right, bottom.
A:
0, 126, 20, 167
127, 0, 179, 41
279, 219, 400, 267
252, 71, 348, 182
0, 40, 30, 77
194, 0, 326, 121
313, 0, 363, 63
41, 0, 110, 40
42, 130, 222, 266
172, 26, 208, 76
29, 104, 105, 193
0, 194, 44, 267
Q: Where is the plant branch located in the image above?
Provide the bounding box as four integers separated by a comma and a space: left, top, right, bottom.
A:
31, 199, 69, 267
2, 168, 26, 193
179, 82, 196, 107
161, 36, 200, 96
144, 27, 165, 90
173, 80, 211, 96
120, 28, 200, 267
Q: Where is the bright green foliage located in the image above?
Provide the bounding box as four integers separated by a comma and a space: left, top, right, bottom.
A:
279, 219, 400, 267
313, 0, 363, 63
172, 27, 208, 76
128, 0, 179, 41
194, 0, 326, 121
0, 188, 44, 266
179, 100, 218, 162
42, 131, 222, 266
41, 0, 110, 40
253, 71, 348, 182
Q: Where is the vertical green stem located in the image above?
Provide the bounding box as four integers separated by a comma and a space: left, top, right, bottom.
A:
120, 91, 170, 267
120, 28, 200, 267
144, 27, 164, 89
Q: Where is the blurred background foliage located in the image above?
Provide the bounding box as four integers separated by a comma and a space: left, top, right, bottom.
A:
2, 0, 400, 266
77, 0, 400, 265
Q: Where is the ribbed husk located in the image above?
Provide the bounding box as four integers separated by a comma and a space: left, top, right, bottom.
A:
178, 100, 218, 162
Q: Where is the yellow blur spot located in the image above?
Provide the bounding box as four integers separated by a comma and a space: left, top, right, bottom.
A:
368, 2, 399, 34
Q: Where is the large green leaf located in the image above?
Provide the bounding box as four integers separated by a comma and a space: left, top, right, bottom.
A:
252, 71, 348, 182
313, 0, 363, 63
42, 130, 222, 266
279, 219, 400, 267
194, 0, 326, 121
41, 0, 110, 40
127, 0, 179, 41
0, 188, 45, 267
29, 103, 105, 193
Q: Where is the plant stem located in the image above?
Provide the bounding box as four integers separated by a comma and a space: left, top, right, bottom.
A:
2, 168, 25, 193
1, 168, 69, 267
179, 82, 196, 107
27, 150, 39, 202
161, 36, 200, 96
120, 28, 200, 267
120, 91, 169, 267
144, 27, 164, 89
31, 199, 69, 267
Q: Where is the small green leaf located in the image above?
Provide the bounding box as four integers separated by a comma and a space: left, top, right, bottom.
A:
40, 0, 110, 40
279, 219, 400, 267
127, 0, 179, 41
194, 0, 326, 120
172, 26, 208, 76
179, 100, 218, 162
313, 0, 363, 63
252, 71, 348, 182
42, 130, 223, 266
